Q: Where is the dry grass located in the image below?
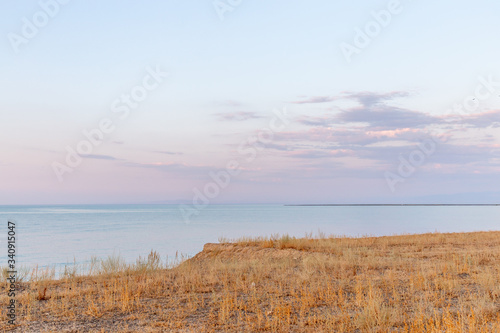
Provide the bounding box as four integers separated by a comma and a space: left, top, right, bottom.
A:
2, 231, 500, 332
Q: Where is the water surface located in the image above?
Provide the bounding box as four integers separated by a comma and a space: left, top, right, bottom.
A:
1, 204, 498, 272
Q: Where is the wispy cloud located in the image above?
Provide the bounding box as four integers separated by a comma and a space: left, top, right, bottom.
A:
297, 97, 500, 132
454, 110, 500, 128
276, 127, 433, 147
345, 91, 410, 107
247, 90, 500, 183
291, 91, 408, 106
292, 96, 337, 104
154, 151, 184, 155
337, 106, 439, 130
81, 154, 121, 161
123, 162, 213, 178
213, 111, 264, 121
296, 91, 437, 130
285, 149, 353, 159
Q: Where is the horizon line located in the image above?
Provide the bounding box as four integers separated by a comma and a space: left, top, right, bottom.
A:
1, 203, 499, 207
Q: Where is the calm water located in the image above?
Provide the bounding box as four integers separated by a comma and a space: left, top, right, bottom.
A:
1, 204, 499, 272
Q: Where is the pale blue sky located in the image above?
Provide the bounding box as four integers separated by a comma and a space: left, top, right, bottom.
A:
1, 0, 500, 204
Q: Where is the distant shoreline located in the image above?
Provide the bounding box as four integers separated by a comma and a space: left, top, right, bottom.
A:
286, 204, 500, 206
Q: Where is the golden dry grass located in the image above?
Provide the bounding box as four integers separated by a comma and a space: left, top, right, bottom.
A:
2, 231, 500, 332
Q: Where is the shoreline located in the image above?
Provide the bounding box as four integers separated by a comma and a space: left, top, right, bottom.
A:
2, 230, 500, 331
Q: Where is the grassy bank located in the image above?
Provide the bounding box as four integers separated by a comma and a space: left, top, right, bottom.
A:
1, 231, 500, 332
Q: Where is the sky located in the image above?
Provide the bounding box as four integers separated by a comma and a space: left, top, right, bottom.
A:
1, 0, 500, 205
